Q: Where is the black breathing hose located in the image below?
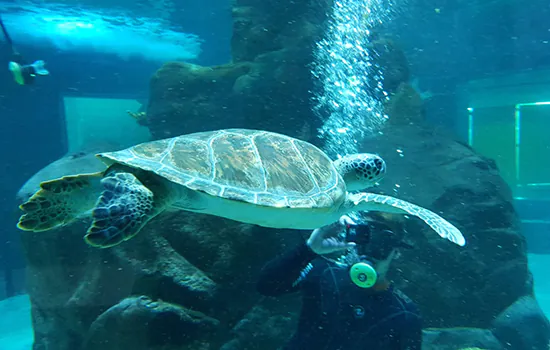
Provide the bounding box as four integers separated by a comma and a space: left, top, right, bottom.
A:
0, 15, 13, 48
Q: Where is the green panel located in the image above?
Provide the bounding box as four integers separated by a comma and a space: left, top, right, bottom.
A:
518, 105, 550, 186
64, 97, 151, 154
470, 106, 516, 186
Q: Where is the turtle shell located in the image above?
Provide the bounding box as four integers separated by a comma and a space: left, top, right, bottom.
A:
96, 129, 346, 208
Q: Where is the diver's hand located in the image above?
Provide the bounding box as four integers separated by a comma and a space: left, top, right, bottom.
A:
306, 215, 357, 255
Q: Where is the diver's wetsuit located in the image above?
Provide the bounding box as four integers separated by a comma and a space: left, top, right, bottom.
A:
257, 242, 422, 350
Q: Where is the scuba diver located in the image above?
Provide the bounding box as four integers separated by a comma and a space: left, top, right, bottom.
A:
257, 213, 422, 350
0, 14, 49, 85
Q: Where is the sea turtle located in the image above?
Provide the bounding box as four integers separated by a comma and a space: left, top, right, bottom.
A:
17, 129, 466, 248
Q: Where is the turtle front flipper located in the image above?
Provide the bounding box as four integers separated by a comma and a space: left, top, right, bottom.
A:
17, 172, 104, 232
84, 171, 168, 248
347, 192, 466, 247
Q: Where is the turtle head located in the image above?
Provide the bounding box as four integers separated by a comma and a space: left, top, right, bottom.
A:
333, 153, 386, 191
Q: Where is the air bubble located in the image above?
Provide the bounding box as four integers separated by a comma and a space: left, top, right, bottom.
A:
312, 0, 396, 158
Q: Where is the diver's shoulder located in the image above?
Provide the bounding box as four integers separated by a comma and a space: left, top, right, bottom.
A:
392, 288, 413, 303
392, 288, 420, 313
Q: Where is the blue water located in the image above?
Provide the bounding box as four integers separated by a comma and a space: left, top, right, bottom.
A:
0, 294, 32, 350
530, 254, 550, 317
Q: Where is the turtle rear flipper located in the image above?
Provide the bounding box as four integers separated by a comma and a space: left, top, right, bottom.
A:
84, 172, 165, 248
17, 172, 104, 232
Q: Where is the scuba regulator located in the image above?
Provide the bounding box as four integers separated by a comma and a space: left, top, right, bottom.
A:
345, 221, 413, 288
345, 223, 378, 288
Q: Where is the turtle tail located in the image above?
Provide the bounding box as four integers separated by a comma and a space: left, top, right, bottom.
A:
17, 172, 104, 232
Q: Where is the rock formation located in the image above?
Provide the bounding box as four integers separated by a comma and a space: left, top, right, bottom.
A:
141, 0, 331, 142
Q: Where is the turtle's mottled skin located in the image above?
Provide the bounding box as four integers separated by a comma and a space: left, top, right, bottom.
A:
17, 129, 466, 248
